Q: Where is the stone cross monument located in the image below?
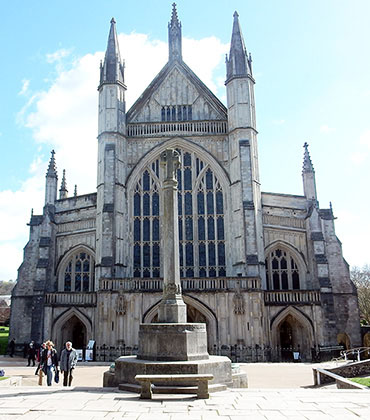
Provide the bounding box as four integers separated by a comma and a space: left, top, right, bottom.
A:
158, 149, 187, 323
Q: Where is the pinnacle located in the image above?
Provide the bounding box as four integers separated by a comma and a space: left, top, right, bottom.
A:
226, 11, 251, 81
171, 3, 180, 26
46, 150, 57, 178
302, 142, 314, 173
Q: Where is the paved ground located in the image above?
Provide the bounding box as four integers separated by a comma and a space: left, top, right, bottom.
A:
0, 387, 370, 419
1, 357, 369, 419
0, 357, 340, 388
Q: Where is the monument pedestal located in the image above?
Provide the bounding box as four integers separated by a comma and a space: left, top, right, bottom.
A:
109, 355, 233, 389
138, 323, 209, 361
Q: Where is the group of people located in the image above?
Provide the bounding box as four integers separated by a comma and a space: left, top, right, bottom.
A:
32, 340, 78, 386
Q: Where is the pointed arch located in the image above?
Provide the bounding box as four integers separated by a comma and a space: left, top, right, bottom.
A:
142, 295, 218, 348
270, 306, 314, 361
51, 307, 92, 351
127, 137, 231, 279
264, 241, 307, 290
57, 245, 95, 292
126, 137, 231, 190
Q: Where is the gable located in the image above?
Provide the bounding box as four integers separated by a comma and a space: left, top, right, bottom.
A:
127, 61, 227, 123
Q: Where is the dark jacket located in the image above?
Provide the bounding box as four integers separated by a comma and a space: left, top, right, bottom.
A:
40, 348, 58, 371
59, 348, 78, 372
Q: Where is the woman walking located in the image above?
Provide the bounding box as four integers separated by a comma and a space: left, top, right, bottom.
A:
40, 340, 59, 386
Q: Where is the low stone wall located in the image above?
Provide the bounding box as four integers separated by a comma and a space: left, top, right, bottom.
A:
312, 368, 367, 389
313, 359, 370, 388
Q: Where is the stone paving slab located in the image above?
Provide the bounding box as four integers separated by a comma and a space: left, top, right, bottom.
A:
0, 387, 369, 419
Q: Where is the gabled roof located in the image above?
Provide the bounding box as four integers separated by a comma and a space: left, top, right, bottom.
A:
126, 59, 227, 123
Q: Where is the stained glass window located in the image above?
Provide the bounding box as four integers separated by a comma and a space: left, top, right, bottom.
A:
63, 251, 95, 292
265, 248, 301, 290
131, 150, 226, 278
133, 163, 161, 278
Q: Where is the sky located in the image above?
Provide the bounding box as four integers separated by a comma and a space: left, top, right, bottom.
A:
1, 0, 370, 280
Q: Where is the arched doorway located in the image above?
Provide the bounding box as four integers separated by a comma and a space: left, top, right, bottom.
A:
280, 319, 294, 361
52, 309, 92, 352
143, 297, 217, 350
271, 307, 314, 362
60, 315, 87, 350
337, 333, 351, 350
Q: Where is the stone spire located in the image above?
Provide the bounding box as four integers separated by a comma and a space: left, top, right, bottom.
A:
168, 3, 182, 61
302, 142, 317, 201
46, 150, 57, 178
99, 17, 125, 87
302, 142, 314, 173
226, 11, 252, 82
45, 150, 58, 205
59, 169, 68, 199
74, 184, 77, 197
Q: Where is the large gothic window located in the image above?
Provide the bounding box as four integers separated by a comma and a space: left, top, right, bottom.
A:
63, 251, 95, 292
132, 149, 226, 278
133, 161, 161, 278
265, 248, 300, 290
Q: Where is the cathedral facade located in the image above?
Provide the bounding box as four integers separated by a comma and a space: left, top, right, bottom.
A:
10, 5, 361, 361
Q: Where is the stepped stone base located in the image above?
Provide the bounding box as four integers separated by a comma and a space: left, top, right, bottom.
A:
118, 382, 227, 394
104, 355, 234, 388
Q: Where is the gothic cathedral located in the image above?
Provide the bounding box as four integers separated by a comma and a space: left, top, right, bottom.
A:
10, 5, 361, 361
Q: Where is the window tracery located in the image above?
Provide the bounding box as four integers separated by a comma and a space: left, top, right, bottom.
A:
63, 251, 95, 292
161, 105, 192, 121
265, 248, 300, 290
132, 149, 226, 278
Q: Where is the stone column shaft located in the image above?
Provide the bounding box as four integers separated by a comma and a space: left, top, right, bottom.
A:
158, 149, 186, 323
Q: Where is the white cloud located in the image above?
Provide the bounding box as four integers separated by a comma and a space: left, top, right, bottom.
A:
19, 79, 30, 96
46, 48, 71, 64
1, 31, 228, 280
320, 124, 335, 133
350, 129, 370, 164
272, 119, 285, 125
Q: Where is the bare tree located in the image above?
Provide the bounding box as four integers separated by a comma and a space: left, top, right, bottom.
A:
351, 265, 370, 325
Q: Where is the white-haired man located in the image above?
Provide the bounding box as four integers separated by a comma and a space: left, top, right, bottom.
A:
59, 341, 78, 386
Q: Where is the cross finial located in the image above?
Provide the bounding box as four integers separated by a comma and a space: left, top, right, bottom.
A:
160, 149, 181, 182
302, 142, 314, 173
110, 17, 116, 24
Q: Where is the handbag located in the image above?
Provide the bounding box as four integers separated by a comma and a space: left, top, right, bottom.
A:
54, 367, 60, 383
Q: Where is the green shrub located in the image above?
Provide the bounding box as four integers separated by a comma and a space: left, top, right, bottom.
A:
0, 327, 9, 355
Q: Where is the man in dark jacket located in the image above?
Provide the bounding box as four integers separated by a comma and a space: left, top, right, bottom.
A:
8, 338, 15, 357
27, 341, 36, 366
59, 341, 78, 386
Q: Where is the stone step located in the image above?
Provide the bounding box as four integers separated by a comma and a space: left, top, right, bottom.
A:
118, 382, 227, 394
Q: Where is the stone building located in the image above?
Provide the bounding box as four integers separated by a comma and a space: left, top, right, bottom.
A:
10, 5, 361, 361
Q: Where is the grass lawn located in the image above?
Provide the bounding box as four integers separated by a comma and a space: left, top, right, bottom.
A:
0, 326, 9, 355
350, 377, 370, 387
0, 377, 9, 381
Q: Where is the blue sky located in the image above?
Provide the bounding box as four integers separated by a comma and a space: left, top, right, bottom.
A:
1, 0, 370, 280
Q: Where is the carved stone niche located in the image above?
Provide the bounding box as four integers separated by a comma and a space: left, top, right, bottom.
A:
116, 293, 127, 316
233, 292, 245, 315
